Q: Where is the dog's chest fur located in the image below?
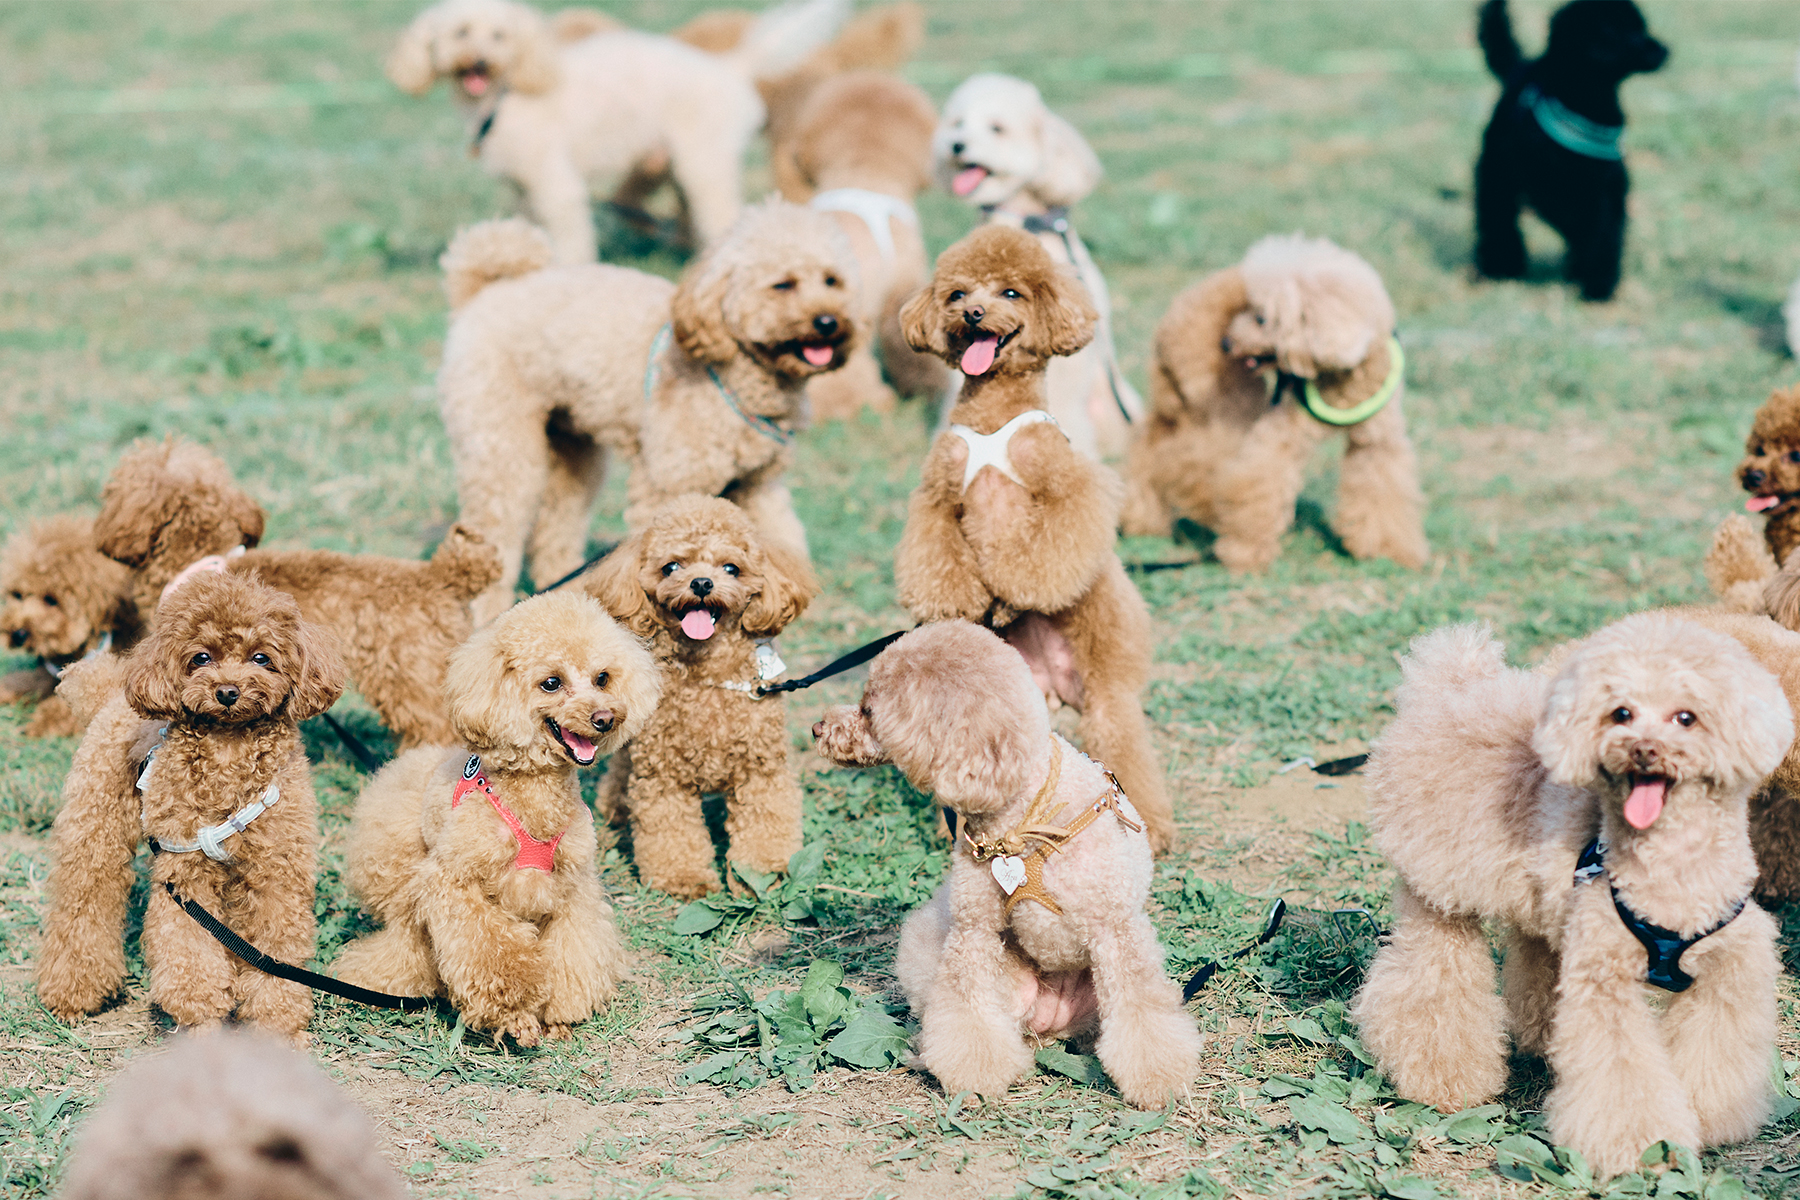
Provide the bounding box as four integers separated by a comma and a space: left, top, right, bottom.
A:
634, 624, 787, 786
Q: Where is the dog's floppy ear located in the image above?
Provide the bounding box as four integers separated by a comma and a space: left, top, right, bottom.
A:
742, 541, 818, 638
93, 466, 180, 569
443, 621, 540, 750
670, 255, 738, 366
284, 618, 346, 722
1020, 264, 1097, 359
899, 284, 952, 360
933, 715, 1039, 810
1765, 551, 1800, 631
580, 533, 659, 639
1030, 109, 1102, 208
385, 6, 442, 95
504, 2, 561, 95
122, 619, 187, 720
229, 488, 266, 550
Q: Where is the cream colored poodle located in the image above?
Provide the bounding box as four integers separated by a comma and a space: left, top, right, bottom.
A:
932, 73, 1142, 460
1353, 613, 1789, 1179
437, 201, 860, 624
335, 591, 659, 1045
387, 0, 842, 261
814, 621, 1201, 1109
1122, 233, 1428, 572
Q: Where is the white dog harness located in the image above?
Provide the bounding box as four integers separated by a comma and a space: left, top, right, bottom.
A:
138, 738, 281, 863
949, 410, 1061, 491
809, 189, 918, 263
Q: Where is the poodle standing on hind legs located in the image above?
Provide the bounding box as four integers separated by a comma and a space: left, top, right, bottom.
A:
893, 224, 1172, 854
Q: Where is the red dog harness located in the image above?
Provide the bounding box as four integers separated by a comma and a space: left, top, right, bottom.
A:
451, 754, 563, 872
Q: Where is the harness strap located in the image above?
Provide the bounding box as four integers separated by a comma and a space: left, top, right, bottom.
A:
452, 754, 564, 872
1275, 337, 1405, 427
1521, 85, 1623, 161
810, 188, 917, 263
1573, 837, 1748, 993
140, 741, 281, 865
468, 85, 508, 157
949, 410, 1061, 491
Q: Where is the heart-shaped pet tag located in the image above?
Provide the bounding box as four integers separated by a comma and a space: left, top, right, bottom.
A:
991, 855, 1027, 895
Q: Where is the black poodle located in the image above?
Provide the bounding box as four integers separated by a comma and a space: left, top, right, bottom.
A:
1473, 0, 1667, 302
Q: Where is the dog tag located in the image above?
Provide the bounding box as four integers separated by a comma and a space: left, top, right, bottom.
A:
991, 855, 1027, 895
754, 639, 786, 681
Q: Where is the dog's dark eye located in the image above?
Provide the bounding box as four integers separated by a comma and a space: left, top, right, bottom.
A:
824, 275, 840, 288
1253, 313, 1266, 326
1754, 445, 1766, 456
661, 561, 681, 577
251, 652, 272, 668
190, 652, 211, 670
1787, 451, 1800, 464
8, 591, 19, 601
948, 290, 965, 302
41, 594, 57, 607
540, 676, 562, 693
1674, 710, 1696, 727
772, 279, 796, 292
1611, 706, 1633, 725
594, 672, 609, 689
1001, 289, 1022, 300
722, 563, 740, 577
990, 122, 1004, 134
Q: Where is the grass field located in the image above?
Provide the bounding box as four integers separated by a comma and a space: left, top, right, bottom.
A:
3, 1, 1800, 1197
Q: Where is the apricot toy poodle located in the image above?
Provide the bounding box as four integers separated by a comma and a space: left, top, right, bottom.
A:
36, 572, 346, 1042
1353, 613, 1788, 1179
582, 496, 816, 897
334, 591, 658, 1044
0, 515, 139, 737
814, 622, 1201, 1108
892, 225, 1173, 854
437, 200, 859, 624
932, 73, 1142, 460
1122, 233, 1428, 572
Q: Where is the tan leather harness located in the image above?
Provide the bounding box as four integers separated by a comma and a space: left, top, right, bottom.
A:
960, 739, 1142, 917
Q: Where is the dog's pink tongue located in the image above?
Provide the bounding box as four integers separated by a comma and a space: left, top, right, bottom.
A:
961, 334, 999, 375
802, 344, 834, 367
680, 609, 717, 640
952, 166, 988, 197
1747, 495, 1780, 513
462, 74, 489, 96
563, 728, 596, 761
1624, 777, 1667, 830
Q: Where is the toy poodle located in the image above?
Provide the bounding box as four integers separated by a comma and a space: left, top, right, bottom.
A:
0, 515, 139, 737
814, 621, 1201, 1108
437, 199, 859, 624
1724, 383, 1800, 572
58, 1029, 407, 1200
36, 572, 345, 1042
582, 495, 816, 897
91, 437, 501, 748
334, 591, 657, 1044
1474, 0, 1668, 301
387, 0, 842, 260
932, 72, 1142, 460
1121, 233, 1428, 572
893, 224, 1174, 855
774, 69, 948, 418
1353, 613, 1787, 1179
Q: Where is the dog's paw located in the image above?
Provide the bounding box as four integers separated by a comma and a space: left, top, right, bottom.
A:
494, 1013, 546, 1048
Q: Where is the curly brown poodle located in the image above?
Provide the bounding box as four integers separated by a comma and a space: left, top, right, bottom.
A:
58, 1029, 407, 1200
892, 224, 1173, 855
0, 515, 139, 737
437, 199, 859, 624
1121, 233, 1428, 573
1353, 614, 1788, 1179
92, 437, 501, 748
36, 572, 345, 1043
773, 69, 948, 418
582, 495, 816, 897
335, 591, 658, 1045
814, 622, 1201, 1108
1730, 384, 1800, 569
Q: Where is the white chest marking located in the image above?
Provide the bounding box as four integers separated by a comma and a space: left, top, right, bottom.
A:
809, 188, 918, 263
949, 410, 1062, 491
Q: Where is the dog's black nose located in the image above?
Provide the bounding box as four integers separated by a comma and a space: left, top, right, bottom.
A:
1745, 470, 1766, 490
592, 709, 615, 733
951, 141, 965, 156
7, 629, 25, 648
812, 313, 838, 337
963, 307, 985, 328
216, 686, 239, 707
690, 577, 713, 598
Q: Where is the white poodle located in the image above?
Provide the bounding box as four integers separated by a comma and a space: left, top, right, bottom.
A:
931, 72, 1142, 459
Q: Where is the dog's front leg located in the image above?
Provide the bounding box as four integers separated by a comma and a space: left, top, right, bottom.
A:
911, 874, 1034, 1100
1334, 402, 1428, 569
624, 769, 722, 898
229, 831, 318, 1044
724, 748, 803, 883
1659, 904, 1779, 1149
536, 871, 625, 1036
1088, 912, 1202, 1109
1206, 407, 1315, 574
143, 863, 237, 1032
522, 155, 599, 266
1500, 929, 1559, 1057
1544, 886, 1697, 1178
895, 450, 992, 622
421, 874, 550, 1046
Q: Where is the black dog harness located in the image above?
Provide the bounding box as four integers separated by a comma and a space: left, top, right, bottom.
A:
1573, 838, 1746, 992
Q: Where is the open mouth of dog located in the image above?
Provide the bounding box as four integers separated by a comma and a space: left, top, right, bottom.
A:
1623, 773, 1670, 830
951, 163, 990, 197
673, 604, 724, 642
958, 328, 1018, 376
772, 337, 845, 370
545, 717, 598, 766
456, 64, 493, 98
1745, 492, 1795, 514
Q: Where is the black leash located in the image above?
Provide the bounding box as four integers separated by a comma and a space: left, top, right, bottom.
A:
319, 712, 383, 774
1123, 559, 1202, 574
531, 543, 619, 596
162, 881, 444, 1013
755, 629, 909, 698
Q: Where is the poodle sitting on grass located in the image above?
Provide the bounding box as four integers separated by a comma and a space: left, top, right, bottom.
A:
813, 621, 1201, 1109
1354, 613, 1788, 1179
335, 591, 659, 1046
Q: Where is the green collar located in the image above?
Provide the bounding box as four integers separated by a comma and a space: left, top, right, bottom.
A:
1290, 336, 1403, 427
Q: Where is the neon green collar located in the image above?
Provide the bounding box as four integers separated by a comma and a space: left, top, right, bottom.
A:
1295, 336, 1404, 427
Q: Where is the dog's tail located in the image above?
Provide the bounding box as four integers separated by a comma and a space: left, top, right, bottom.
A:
1395, 623, 1507, 709
1477, 0, 1522, 80
427, 523, 505, 602
549, 7, 622, 43
439, 219, 555, 310
716, 0, 851, 82
1704, 514, 1778, 613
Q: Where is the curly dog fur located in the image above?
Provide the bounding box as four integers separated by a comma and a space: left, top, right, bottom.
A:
813, 622, 1200, 1107
91, 437, 500, 748
774, 70, 948, 417
932, 73, 1142, 460
58, 1029, 407, 1200
36, 572, 345, 1042
1726, 384, 1800, 572
0, 515, 139, 737
436, 200, 859, 623
582, 496, 815, 897
1353, 614, 1787, 1179
893, 225, 1172, 855
335, 591, 657, 1044
1122, 234, 1428, 572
